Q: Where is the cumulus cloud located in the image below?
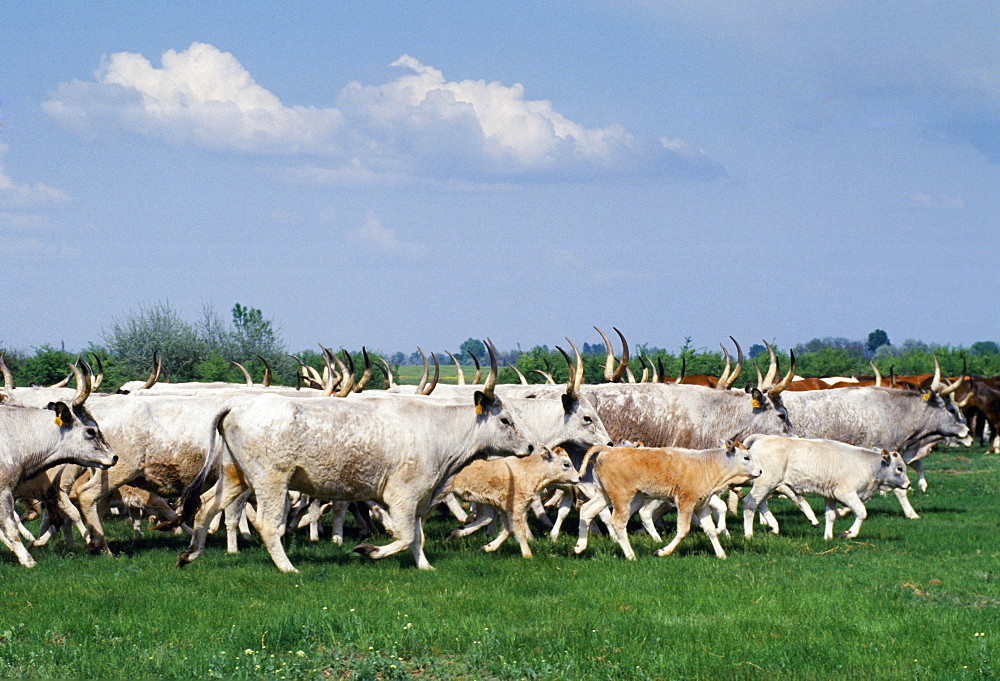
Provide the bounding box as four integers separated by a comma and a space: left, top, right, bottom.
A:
0, 144, 70, 207
349, 211, 426, 260
45, 43, 724, 183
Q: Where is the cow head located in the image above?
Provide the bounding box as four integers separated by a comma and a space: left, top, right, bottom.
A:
35, 364, 117, 475
541, 445, 581, 486
724, 437, 762, 483
877, 450, 910, 490
474, 340, 534, 457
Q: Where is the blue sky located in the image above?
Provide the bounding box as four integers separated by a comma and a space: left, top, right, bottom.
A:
2, 1, 997, 357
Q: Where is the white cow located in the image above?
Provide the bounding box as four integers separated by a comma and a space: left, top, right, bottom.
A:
742, 435, 911, 540
176, 376, 533, 572
0, 365, 118, 566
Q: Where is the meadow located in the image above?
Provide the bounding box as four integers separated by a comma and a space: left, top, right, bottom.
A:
0, 446, 995, 680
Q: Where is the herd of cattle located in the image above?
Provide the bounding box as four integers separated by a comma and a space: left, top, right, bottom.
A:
0, 330, 996, 572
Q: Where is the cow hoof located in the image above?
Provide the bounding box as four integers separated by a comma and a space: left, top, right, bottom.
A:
353, 543, 378, 558
176, 553, 191, 568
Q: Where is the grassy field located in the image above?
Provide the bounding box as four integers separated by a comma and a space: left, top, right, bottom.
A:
0, 446, 996, 680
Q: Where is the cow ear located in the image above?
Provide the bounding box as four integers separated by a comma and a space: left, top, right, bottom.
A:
921, 390, 933, 402
881, 450, 891, 463
46, 401, 73, 428
561, 393, 577, 414
541, 446, 555, 461
473, 390, 496, 414
749, 388, 764, 409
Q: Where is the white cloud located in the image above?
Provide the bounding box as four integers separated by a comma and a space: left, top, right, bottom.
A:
0, 144, 70, 207
349, 211, 425, 260
45, 43, 724, 183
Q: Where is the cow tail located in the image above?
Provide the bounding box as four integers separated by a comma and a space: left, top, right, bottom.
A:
578, 444, 606, 475
177, 405, 231, 527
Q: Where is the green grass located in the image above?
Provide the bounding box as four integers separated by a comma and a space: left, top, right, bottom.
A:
1, 447, 997, 680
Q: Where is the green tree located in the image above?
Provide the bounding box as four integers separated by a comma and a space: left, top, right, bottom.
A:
867, 329, 890, 355
459, 338, 486, 364
19, 345, 78, 386
970, 341, 999, 356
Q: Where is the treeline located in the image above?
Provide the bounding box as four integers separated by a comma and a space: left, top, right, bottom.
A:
2, 303, 998, 392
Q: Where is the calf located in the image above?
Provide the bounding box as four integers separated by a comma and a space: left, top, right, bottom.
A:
573, 440, 760, 560
442, 446, 579, 557
742, 435, 911, 540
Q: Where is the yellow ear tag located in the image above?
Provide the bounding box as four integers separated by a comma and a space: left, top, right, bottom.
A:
922, 392, 931, 401
751, 399, 761, 409
475, 404, 483, 415
54, 416, 64, 427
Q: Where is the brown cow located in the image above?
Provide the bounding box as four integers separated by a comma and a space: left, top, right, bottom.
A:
572, 441, 761, 560
443, 446, 579, 557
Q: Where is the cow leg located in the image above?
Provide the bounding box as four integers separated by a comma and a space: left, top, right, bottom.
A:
252, 483, 298, 573
756, 500, 780, 534
481, 510, 513, 554
708, 494, 729, 537
573, 490, 611, 554
911, 460, 927, 493
448, 505, 496, 539
654, 506, 693, 557
742, 483, 778, 537
548, 492, 574, 540
696, 504, 727, 559
638, 498, 668, 543
441, 492, 469, 524
832, 492, 868, 539
775, 483, 819, 526
892, 488, 920, 520
224, 489, 252, 553
354, 497, 434, 570
0, 489, 35, 567
329, 501, 349, 545
529, 495, 553, 530
74, 465, 135, 555
177, 469, 252, 568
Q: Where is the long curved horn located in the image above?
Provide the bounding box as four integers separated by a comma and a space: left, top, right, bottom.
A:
468, 350, 482, 385
422, 353, 440, 395
930, 355, 943, 393
88, 353, 105, 390
354, 348, 372, 392
556, 346, 574, 396
595, 327, 616, 382
768, 349, 796, 397
257, 355, 273, 387
657, 356, 667, 383
610, 327, 630, 383
50, 359, 74, 388
140, 351, 162, 390
510, 364, 529, 385
530, 369, 556, 384
717, 344, 732, 390
755, 363, 764, 389
446, 351, 465, 385
415, 347, 429, 394
940, 357, 966, 396
676, 356, 686, 384
232, 361, 254, 387
870, 361, 882, 387
482, 339, 498, 399
762, 341, 778, 388
725, 337, 744, 389
0, 353, 14, 390
638, 354, 650, 383
647, 354, 659, 383
376, 356, 395, 389
336, 349, 356, 397
890, 365, 897, 389
568, 338, 584, 393
318, 346, 336, 397
69, 362, 91, 407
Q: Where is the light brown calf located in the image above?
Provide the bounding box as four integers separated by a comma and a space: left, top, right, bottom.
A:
573, 441, 761, 560
443, 446, 579, 557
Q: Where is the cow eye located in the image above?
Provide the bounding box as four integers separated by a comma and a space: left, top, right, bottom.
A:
84, 428, 98, 440
583, 416, 593, 424
500, 417, 512, 426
